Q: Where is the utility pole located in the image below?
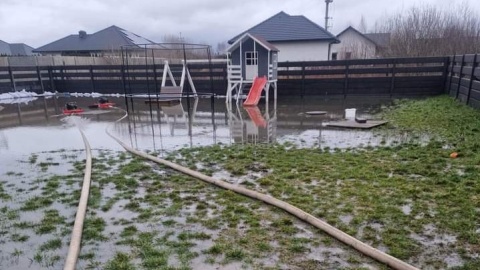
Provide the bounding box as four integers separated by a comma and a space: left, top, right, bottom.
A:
325, 0, 333, 31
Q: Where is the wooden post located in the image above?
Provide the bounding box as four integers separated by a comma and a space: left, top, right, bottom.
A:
455, 54, 465, 100
441, 56, 450, 94
390, 61, 396, 97
36, 66, 45, 94
447, 55, 455, 95
89, 65, 96, 92
8, 66, 17, 92
301, 62, 305, 97
466, 54, 477, 106
48, 66, 55, 92
343, 61, 349, 98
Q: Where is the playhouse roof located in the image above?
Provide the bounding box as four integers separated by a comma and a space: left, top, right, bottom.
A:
227, 33, 279, 53
228, 11, 338, 44
34, 25, 155, 53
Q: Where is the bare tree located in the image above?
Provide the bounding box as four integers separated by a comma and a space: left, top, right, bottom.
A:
358, 15, 367, 33
375, 2, 480, 57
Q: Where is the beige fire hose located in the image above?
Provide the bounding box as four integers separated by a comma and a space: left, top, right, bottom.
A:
63, 130, 92, 270
105, 110, 419, 270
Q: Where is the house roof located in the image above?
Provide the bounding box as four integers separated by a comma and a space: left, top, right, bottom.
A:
337, 26, 390, 47
228, 11, 338, 44
364, 33, 391, 47
34, 25, 155, 53
227, 33, 279, 53
0, 40, 35, 55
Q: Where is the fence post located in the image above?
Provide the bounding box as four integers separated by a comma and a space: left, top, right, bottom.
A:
8, 66, 17, 92
455, 54, 465, 100
390, 60, 396, 97
48, 66, 55, 92
343, 61, 349, 98
442, 56, 451, 94
466, 54, 477, 106
301, 62, 305, 97
447, 55, 455, 95
89, 65, 96, 92
36, 66, 45, 94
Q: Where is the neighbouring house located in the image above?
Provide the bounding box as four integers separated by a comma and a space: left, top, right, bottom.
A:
33, 25, 155, 56
228, 11, 339, 62
0, 40, 35, 56
331, 26, 390, 60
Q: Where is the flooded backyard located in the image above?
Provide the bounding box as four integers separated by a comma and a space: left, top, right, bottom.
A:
1, 95, 478, 269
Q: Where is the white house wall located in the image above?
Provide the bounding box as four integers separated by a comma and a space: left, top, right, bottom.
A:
271, 41, 331, 62
331, 29, 376, 60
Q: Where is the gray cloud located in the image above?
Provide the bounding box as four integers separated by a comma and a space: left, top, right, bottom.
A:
1, 0, 478, 48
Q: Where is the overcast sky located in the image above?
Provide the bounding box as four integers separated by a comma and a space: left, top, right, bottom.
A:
1, 0, 479, 48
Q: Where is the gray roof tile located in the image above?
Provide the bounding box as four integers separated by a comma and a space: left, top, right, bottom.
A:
0, 40, 35, 55
229, 11, 338, 44
34, 25, 155, 53
364, 33, 391, 47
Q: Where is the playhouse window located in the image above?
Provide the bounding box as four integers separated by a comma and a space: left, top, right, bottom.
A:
245, 51, 258, 65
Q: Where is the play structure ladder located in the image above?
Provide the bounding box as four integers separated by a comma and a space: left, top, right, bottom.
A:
243, 76, 268, 106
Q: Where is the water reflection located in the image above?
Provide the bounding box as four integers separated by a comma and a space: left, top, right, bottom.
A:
0, 95, 407, 158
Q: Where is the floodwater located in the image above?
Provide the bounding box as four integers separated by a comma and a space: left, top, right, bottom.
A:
0, 95, 400, 159
0, 95, 426, 269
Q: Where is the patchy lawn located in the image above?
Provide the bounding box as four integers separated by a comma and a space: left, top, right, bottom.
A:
1, 95, 479, 269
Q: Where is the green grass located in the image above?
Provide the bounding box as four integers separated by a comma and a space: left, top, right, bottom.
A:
164, 96, 480, 268
39, 238, 62, 251
104, 252, 136, 270
6, 96, 475, 269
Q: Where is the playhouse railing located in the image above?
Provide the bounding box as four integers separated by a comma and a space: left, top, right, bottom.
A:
227, 65, 242, 82
268, 64, 274, 80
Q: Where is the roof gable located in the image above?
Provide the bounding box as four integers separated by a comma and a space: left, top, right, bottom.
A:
337, 26, 391, 47
336, 26, 377, 45
34, 25, 155, 53
227, 33, 279, 53
229, 11, 338, 44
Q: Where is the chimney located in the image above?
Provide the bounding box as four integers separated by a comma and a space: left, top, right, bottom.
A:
79, 30, 87, 39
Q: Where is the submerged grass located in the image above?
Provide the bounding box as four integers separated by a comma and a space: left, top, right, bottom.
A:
3, 96, 477, 269
164, 96, 480, 268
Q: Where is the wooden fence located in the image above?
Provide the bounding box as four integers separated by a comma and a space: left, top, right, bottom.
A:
0, 56, 449, 97
445, 54, 480, 109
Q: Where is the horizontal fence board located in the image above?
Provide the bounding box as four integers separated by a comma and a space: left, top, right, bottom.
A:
395, 66, 444, 73
463, 54, 476, 62
460, 78, 471, 87
452, 66, 461, 74
472, 81, 480, 91
469, 98, 480, 109
462, 67, 473, 75
459, 86, 470, 95
458, 93, 468, 103
470, 89, 480, 101
475, 69, 480, 77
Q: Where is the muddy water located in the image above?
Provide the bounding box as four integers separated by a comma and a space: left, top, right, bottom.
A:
0, 95, 397, 156
0, 95, 400, 269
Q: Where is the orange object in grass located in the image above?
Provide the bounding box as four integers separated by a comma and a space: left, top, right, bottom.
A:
450, 152, 459, 158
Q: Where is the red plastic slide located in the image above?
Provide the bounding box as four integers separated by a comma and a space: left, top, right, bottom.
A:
243, 76, 267, 106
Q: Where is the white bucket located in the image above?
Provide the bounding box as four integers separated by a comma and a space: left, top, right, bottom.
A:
345, 108, 356, 120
